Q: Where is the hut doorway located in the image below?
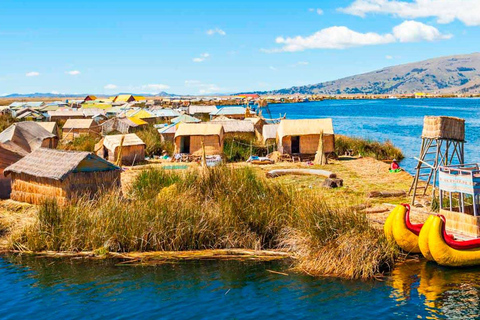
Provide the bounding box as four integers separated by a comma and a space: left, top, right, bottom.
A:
180, 136, 191, 153
291, 136, 300, 154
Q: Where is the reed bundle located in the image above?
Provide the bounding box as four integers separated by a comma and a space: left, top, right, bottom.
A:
422, 116, 465, 141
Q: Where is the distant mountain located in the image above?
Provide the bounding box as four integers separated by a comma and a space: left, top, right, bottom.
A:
257, 53, 480, 95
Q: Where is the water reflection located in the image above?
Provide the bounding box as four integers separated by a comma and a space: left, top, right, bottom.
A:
388, 259, 480, 319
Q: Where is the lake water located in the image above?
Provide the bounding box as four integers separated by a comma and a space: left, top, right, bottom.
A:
269, 98, 480, 173
3, 98, 480, 318
1, 256, 480, 319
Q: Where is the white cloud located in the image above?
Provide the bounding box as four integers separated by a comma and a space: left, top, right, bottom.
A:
26, 71, 40, 77
185, 80, 222, 94
268, 21, 449, 52
51, 90, 60, 95
206, 28, 226, 36
309, 8, 324, 15
339, 0, 480, 26
292, 61, 309, 67
393, 20, 452, 42
66, 70, 80, 75
104, 84, 117, 90
386, 55, 393, 59
274, 26, 396, 51
193, 53, 210, 63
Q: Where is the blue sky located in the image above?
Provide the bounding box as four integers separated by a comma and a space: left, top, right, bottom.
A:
0, 0, 478, 95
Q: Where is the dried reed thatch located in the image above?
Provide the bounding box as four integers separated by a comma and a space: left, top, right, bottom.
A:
100, 133, 146, 165
4, 148, 121, 205
174, 123, 224, 155
0, 122, 58, 152
277, 119, 335, 155
422, 116, 465, 141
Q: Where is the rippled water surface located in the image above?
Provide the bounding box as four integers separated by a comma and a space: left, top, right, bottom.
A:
1, 256, 480, 319
269, 98, 480, 173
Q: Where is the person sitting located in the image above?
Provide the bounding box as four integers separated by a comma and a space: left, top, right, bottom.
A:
389, 159, 402, 173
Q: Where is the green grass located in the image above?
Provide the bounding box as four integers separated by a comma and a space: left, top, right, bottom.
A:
335, 135, 404, 160
12, 166, 397, 279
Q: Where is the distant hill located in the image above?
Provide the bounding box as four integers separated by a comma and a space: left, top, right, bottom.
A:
257, 53, 480, 95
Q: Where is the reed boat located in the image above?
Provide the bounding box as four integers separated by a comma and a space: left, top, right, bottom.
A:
384, 204, 422, 253
423, 215, 480, 267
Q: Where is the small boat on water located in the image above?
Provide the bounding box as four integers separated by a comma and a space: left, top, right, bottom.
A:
384, 204, 422, 253
385, 164, 480, 266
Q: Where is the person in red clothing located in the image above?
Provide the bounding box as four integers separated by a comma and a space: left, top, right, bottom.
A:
390, 159, 401, 172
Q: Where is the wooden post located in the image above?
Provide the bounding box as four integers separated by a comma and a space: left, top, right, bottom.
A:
116, 135, 125, 167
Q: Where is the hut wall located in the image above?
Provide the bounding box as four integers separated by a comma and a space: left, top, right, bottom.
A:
280, 134, 334, 154
9, 170, 121, 205
160, 133, 174, 143
111, 145, 145, 165
41, 137, 59, 149
175, 135, 223, 155
0, 169, 11, 199
9, 173, 68, 205
64, 170, 121, 197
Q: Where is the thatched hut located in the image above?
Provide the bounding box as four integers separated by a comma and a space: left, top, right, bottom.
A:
62, 119, 100, 141
36, 122, 59, 136
98, 133, 146, 165
277, 119, 335, 158
174, 123, 224, 155
0, 122, 58, 152
210, 107, 246, 120
211, 117, 255, 140
4, 148, 121, 205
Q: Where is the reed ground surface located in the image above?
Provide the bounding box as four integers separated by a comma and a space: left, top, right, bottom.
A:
0, 157, 429, 278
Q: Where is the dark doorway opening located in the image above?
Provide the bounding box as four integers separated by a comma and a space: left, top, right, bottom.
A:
291, 136, 300, 154
181, 136, 191, 153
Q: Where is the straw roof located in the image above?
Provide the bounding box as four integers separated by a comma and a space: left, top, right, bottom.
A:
48, 110, 85, 118
188, 105, 218, 115
63, 119, 95, 129
175, 123, 223, 138
277, 119, 334, 140
103, 134, 145, 151
171, 114, 201, 124
4, 148, 120, 181
36, 122, 58, 135
211, 119, 254, 133
210, 107, 246, 116
262, 124, 279, 142
0, 122, 56, 153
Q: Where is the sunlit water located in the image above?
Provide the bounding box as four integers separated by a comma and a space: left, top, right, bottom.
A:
268, 98, 480, 173
1, 256, 480, 319
3, 98, 480, 318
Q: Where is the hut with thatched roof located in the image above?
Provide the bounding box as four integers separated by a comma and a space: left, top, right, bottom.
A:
36, 122, 59, 136
0, 122, 58, 152
97, 133, 145, 165
4, 148, 121, 205
211, 117, 255, 140
174, 123, 224, 155
62, 118, 100, 141
277, 119, 335, 158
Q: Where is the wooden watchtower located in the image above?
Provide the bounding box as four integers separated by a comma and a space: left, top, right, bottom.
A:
409, 116, 465, 205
